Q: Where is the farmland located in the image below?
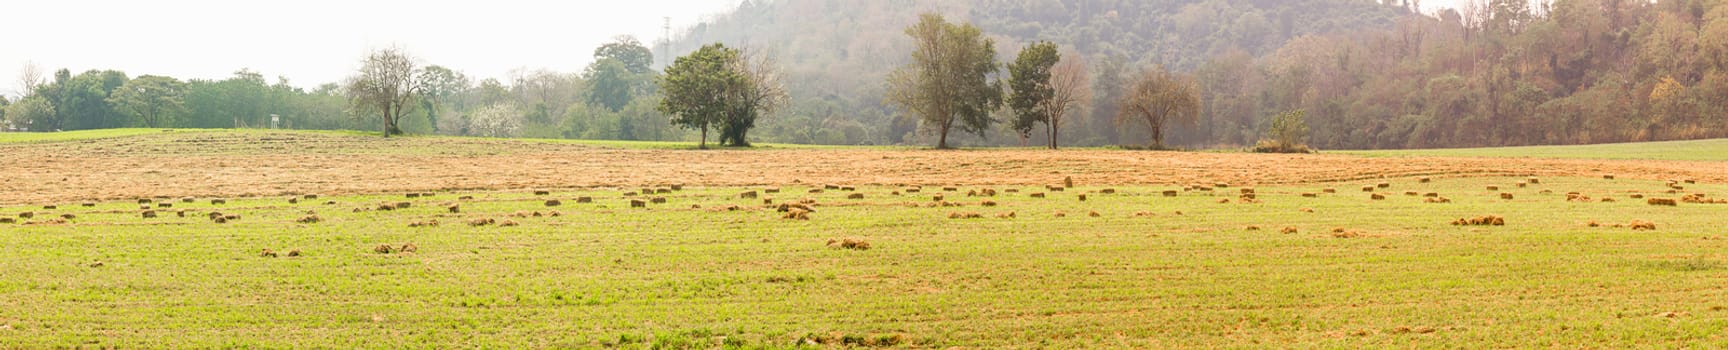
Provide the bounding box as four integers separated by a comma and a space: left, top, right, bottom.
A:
3, 130, 1728, 347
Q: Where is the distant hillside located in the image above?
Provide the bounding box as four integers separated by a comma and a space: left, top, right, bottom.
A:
667, 0, 1413, 147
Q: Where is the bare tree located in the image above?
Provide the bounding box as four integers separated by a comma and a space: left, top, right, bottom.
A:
1043, 52, 1091, 149
18, 62, 44, 96
1116, 66, 1201, 149
719, 47, 789, 146
344, 48, 421, 137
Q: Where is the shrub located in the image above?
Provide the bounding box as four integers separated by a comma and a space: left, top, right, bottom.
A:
1251, 110, 1313, 154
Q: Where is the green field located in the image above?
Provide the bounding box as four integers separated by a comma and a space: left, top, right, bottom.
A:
3, 174, 1726, 347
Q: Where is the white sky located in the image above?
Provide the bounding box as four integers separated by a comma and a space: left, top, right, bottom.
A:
1, 0, 744, 96
3, 0, 1473, 98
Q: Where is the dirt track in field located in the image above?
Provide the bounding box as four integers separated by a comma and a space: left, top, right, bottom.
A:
1, 131, 1724, 205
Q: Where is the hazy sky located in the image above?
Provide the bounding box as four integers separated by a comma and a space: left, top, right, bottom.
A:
1, 0, 744, 96
3, 0, 1473, 98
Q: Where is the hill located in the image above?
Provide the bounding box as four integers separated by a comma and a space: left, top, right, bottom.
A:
667, 0, 1414, 147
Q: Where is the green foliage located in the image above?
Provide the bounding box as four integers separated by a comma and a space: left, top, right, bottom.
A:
1007, 41, 1059, 140
593, 36, 656, 74
886, 13, 1005, 149
658, 43, 743, 148
1253, 109, 1310, 153
3, 95, 52, 131
107, 75, 188, 128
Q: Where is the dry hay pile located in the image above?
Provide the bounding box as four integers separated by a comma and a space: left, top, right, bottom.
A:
827, 238, 871, 251
949, 212, 983, 219
1681, 194, 1725, 204
1647, 198, 1679, 206
1451, 215, 1506, 226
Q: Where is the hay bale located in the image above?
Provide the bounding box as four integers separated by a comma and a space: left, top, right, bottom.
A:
41, 205, 57, 210
373, 244, 394, 254
406, 193, 421, 199
1240, 188, 1256, 195
904, 187, 920, 193
1216, 198, 1231, 204
447, 204, 461, 213
948, 212, 983, 219
82, 201, 96, 207
1063, 176, 1075, 188
1162, 190, 1179, 197
655, 188, 672, 194
1029, 193, 1045, 199
181, 197, 196, 203
16, 212, 33, 219
650, 197, 667, 204
288, 197, 300, 204
60, 213, 76, 220
823, 184, 840, 190
1515, 182, 1527, 188
1300, 208, 1315, 213
376, 203, 396, 211
1302, 193, 1319, 198
1486, 185, 1500, 191
942, 187, 958, 192
544, 199, 562, 207
1281, 227, 1299, 234
1587, 220, 1600, 227
395, 202, 411, 209
782, 208, 810, 220
296, 215, 321, 224
458, 195, 475, 200
1377, 182, 1390, 189
806, 188, 823, 194
211, 199, 227, 205
1214, 183, 1230, 188
1100, 188, 1116, 194
1404, 191, 1419, 196
847, 193, 865, 200
1418, 177, 1431, 183
1527, 177, 1540, 184
1424, 192, 1439, 197
260, 249, 278, 258
1053, 211, 1067, 218
840, 186, 856, 192
1078, 194, 1087, 202
1424, 197, 1452, 203
1048, 186, 1065, 192
1630, 220, 1657, 231
499, 220, 519, 227
1500, 193, 1515, 200
286, 249, 301, 257
996, 211, 1017, 219
1323, 188, 1337, 194
304, 194, 319, 200
408, 220, 440, 228
533, 190, 551, 196
1603, 175, 1615, 180
140, 210, 157, 219
1370, 194, 1386, 200
671, 184, 685, 191
837, 238, 871, 250
176, 210, 186, 217
467, 218, 495, 226
630, 199, 647, 208
138, 198, 152, 204
1088, 211, 1102, 217
931, 195, 947, 202
1647, 198, 1678, 206
1362, 186, 1375, 192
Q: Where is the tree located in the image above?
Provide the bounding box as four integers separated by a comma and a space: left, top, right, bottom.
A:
717, 48, 788, 147
1008, 42, 1058, 145
585, 58, 636, 112
344, 48, 421, 137
659, 43, 741, 149
416, 65, 469, 133
886, 13, 1005, 149
468, 103, 523, 138
1117, 66, 1201, 149
4, 95, 52, 131
107, 75, 188, 128
595, 36, 656, 74
1008, 42, 1091, 149
1254, 109, 1311, 153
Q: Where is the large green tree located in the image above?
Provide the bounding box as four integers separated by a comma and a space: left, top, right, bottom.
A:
1007, 41, 1058, 145
659, 43, 740, 149
594, 36, 656, 74
344, 48, 422, 137
415, 65, 469, 133
108, 75, 188, 128
886, 13, 1004, 149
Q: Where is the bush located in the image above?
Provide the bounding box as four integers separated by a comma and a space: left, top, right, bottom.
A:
1252, 110, 1313, 153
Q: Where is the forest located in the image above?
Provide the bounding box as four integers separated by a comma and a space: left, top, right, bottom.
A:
5, 0, 1726, 150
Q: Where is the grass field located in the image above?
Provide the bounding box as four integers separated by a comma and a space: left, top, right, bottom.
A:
2, 130, 1727, 347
